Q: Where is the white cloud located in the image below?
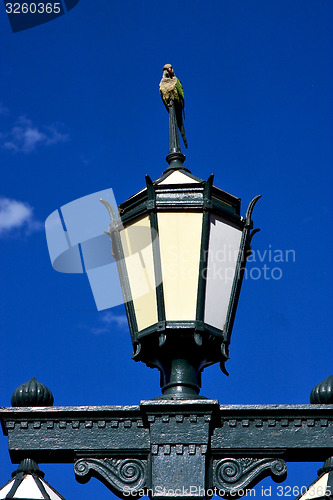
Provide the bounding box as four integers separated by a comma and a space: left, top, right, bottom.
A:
0, 197, 42, 236
92, 311, 128, 335
1, 116, 68, 153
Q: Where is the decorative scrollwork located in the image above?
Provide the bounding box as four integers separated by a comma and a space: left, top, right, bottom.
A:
74, 458, 147, 498
213, 457, 287, 498
217, 458, 243, 483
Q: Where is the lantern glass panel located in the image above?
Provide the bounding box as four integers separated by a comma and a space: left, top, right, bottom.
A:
0, 479, 14, 498
43, 481, 66, 500
157, 211, 203, 321
204, 215, 242, 330
298, 473, 330, 500
15, 475, 44, 498
120, 215, 158, 331
158, 170, 199, 185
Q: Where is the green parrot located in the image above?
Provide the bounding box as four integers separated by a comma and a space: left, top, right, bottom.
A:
159, 64, 188, 148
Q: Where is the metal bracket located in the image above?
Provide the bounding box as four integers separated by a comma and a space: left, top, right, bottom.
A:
74, 457, 147, 498
212, 457, 287, 498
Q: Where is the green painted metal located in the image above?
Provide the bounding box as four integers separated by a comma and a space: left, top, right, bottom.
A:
2, 402, 333, 461
104, 169, 260, 398
100, 200, 138, 345
119, 182, 241, 225
195, 174, 214, 325
145, 175, 166, 326
310, 375, 333, 404
11, 378, 54, 407
168, 99, 181, 154
224, 195, 261, 349
1, 401, 333, 499
163, 99, 187, 172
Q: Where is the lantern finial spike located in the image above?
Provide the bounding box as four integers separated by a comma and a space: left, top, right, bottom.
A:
164, 100, 187, 172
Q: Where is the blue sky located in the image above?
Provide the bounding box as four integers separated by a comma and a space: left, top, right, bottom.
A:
0, 1, 332, 498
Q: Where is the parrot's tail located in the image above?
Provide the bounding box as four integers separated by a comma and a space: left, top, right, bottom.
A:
175, 103, 188, 149
179, 122, 188, 149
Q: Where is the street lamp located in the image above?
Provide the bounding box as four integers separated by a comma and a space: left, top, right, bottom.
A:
100, 103, 260, 399
0, 97, 332, 500
0, 459, 65, 500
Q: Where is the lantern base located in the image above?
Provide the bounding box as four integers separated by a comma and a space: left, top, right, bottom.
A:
133, 330, 229, 399
159, 358, 203, 399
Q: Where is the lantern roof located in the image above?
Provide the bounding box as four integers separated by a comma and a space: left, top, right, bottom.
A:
0, 459, 66, 500
156, 168, 202, 185
118, 166, 242, 226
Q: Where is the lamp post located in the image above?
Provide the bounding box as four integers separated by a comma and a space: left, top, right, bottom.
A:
0, 100, 332, 500
100, 145, 260, 399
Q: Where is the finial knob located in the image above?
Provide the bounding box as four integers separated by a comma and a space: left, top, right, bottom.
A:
11, 377, 54, 407
13, 459, 44, 477
310, 374, 333, 404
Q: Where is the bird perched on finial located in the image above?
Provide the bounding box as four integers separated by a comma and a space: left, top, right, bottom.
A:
159, 64, 188, 148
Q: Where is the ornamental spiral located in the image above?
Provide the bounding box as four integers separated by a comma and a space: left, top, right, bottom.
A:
216, 459, 243, 484
74, 460, 90, 476
119, 460, 145, 484
271, 459, 287, 476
